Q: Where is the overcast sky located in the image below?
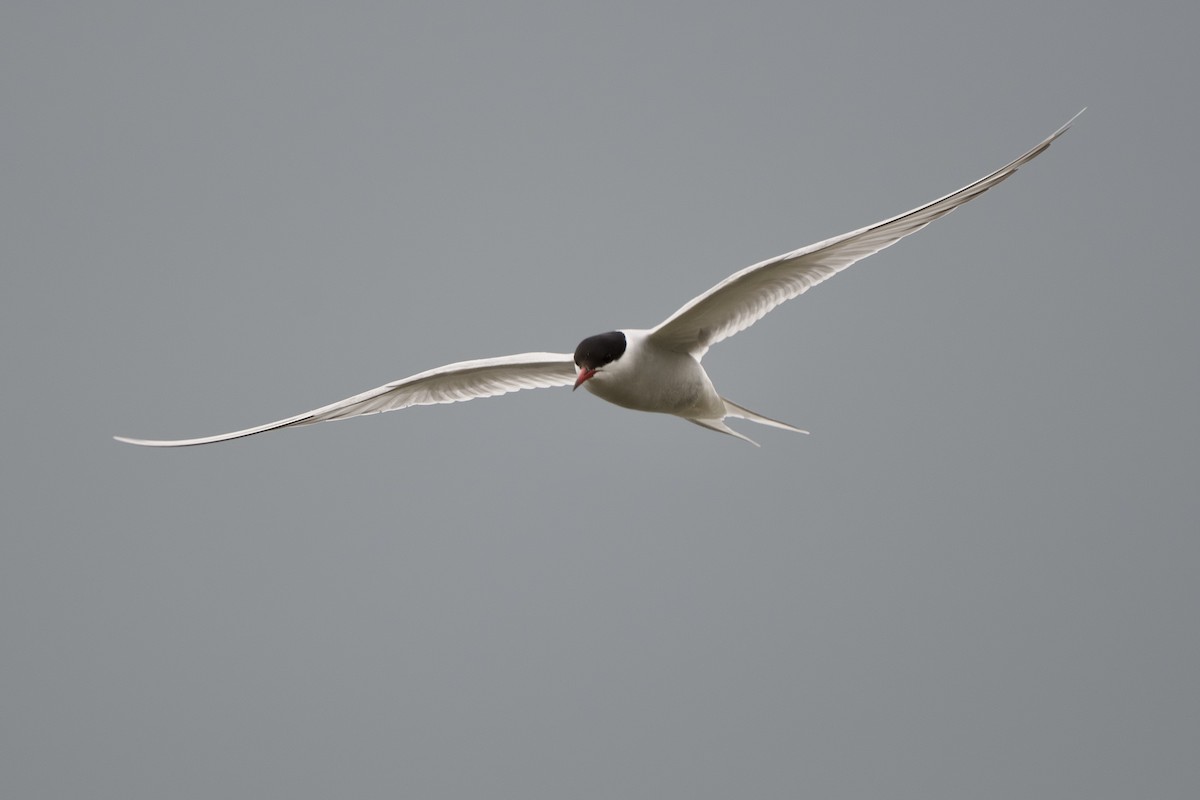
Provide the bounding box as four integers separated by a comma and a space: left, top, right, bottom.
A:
3, 2, 1198, 798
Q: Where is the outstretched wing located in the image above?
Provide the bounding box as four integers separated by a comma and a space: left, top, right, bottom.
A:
650, 110, 1083, 357
114, 352, 577, 447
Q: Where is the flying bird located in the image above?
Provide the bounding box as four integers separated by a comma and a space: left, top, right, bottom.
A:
116, 111, 1082, 448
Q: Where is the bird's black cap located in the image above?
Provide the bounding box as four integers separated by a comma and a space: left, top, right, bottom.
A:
573, 331, 627, 369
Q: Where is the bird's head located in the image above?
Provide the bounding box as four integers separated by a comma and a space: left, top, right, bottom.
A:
573, 330, 627, 390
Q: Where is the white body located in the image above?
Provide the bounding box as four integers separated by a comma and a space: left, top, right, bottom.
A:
583, 330, 724, 419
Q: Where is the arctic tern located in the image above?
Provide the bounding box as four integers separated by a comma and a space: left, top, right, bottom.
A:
116, 111, 1081, 448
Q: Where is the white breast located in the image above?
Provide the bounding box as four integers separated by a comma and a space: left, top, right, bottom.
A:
583, 329, 725, 419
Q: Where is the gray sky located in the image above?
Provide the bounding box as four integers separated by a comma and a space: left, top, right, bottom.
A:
4, 2, 1198, 798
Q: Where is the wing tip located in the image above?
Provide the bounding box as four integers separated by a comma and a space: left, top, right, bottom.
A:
114, 434, 191, 447
1048, 108, 1086, 142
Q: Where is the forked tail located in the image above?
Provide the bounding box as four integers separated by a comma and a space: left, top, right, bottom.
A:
687, 399, 809, 446
722, 398, 808, 435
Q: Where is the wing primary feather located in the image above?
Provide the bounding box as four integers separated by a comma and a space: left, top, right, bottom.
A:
650, 110, 1084, 356
114, 352, 576, 447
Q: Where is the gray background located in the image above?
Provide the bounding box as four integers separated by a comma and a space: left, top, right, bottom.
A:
4, 2, 1198, 798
